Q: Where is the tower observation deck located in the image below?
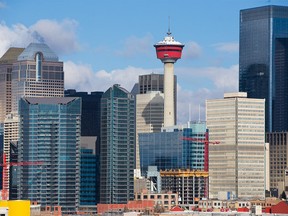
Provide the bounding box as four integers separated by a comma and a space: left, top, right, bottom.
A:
154, 31, 184, 127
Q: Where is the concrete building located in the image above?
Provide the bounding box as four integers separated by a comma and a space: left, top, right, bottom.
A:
11, 43, 64, 113
160, 169, 207, 206
134, 189, 178, 211
17, 97, 81, 213
100, 84, 135, 204
0, 47, 24, 123
3, 113, 19, 199
266, 132, 288, 196
239, 5, 288, 132
206, 92, 266, 199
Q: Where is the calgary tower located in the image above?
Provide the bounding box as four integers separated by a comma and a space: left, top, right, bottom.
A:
154, 29, 184, 127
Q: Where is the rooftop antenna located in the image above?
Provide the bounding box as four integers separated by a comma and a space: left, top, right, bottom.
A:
188, 103, 191, 128
167, 16, 171, 35
198, 104, 201, 122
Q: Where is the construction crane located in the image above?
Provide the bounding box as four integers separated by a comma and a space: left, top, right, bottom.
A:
182, 132, 220, 172
0, 153, 43, 200
182, 132, 220, 198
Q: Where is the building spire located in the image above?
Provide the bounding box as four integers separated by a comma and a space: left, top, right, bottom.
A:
167, 16, 171, 35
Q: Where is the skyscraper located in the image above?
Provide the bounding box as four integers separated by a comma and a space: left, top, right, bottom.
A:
65, 89, 103, 205
100, 84, 135, 204
206, 92, 266, 199
239, 5, 288, 132
11, 43, 64, 112
17, 97, 81, 213
0, 48, 24, 123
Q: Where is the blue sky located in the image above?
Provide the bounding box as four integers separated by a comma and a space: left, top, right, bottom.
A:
1, 0, 288, 123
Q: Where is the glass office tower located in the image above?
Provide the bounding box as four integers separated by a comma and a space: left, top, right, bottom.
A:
239, 5, 288, 132
100, 84, 135, 204
139, 121, 206, 176
17, 97, 81, 213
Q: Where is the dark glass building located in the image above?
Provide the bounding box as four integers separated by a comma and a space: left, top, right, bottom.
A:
239, 5, 288, 132
100, 84, 135, 204
65, 89, 103, 205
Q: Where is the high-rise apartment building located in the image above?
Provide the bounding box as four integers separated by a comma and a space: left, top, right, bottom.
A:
100, 84, 135, 204
0, 48, 24, 123
206, 92, 266, 199
11, 43, 64, 112
239, 5, 288, 132
17, 97, 81, 213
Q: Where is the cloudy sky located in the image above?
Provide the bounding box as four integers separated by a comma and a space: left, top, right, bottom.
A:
1, 0, 288, 124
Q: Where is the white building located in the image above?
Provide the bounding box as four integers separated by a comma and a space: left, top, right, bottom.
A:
206, 92, 266, 199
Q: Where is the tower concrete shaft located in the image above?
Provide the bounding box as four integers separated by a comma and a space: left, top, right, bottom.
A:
164, 62, 175, 126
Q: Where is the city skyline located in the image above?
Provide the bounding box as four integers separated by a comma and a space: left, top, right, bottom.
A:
1, 0, 288, 124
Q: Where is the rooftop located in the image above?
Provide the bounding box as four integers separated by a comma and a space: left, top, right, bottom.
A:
23, 97, 78, 105
17, 43, 59, 62
0, 47, 25, 64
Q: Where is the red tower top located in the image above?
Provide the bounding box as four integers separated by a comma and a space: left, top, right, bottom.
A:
154, 31, 184, 63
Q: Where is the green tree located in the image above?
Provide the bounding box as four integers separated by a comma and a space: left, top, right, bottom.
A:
280, 191, 287, 200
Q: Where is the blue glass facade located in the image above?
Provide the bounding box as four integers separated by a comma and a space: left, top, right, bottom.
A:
139, 121, 206, 176
100, 84, 135, 204
18, 97, 81, 213
80, 148, 96, 205
239, 5, 288, 132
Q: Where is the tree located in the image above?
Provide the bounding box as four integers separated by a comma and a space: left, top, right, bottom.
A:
280, 191, 287, 200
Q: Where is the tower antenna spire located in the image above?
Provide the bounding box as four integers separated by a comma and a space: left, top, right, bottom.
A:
167, 16, 171, 35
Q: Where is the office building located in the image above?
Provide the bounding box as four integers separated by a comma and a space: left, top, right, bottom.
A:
65, 90, 103, 205
0, 48, 24, 123
239, 5, 288, 132
266, 132, 288, 195
17, 97, 81, 213
135, 73, 177, 175
3, 113, 19, 199
100, 84, 135, 204
11, 43, 64, 113
206, 92, 266, 199
139, 121, 206, 176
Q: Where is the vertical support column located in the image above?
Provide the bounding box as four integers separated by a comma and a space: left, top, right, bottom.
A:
164, 62, 175, 127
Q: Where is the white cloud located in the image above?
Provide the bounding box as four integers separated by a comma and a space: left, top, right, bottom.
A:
31, 19, 80, 54
212, 42, 239, 52
176, 65, 239, 124
64, 61, 156, 92
115, 34, 154, 57
0, 19, 80, 57
182, 41, 202, 59
64, 60, 238, 124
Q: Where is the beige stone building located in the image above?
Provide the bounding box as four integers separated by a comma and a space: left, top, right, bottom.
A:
206, 92, 266, 199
